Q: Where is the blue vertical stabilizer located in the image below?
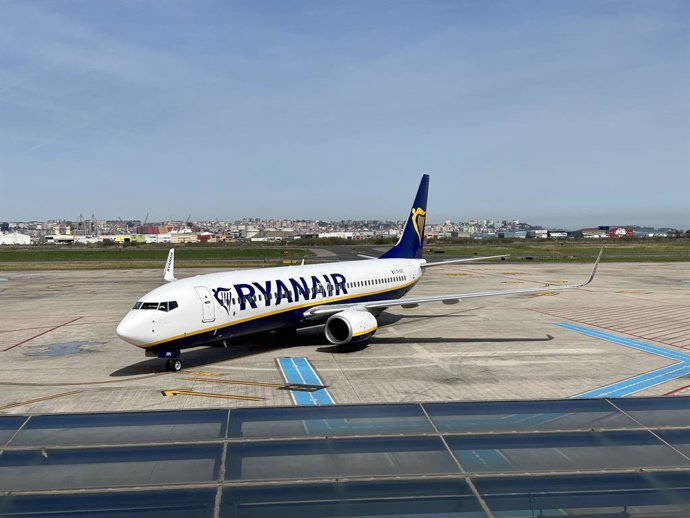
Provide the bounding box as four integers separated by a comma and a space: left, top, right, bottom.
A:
379, 174, 429, 259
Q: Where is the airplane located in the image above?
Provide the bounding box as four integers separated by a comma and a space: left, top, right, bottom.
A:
116, 175, 601, 371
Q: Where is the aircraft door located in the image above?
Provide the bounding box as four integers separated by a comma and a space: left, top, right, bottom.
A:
194, 286, 216, 323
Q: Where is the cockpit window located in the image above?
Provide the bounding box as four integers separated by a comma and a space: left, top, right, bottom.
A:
134, 301, 178, 311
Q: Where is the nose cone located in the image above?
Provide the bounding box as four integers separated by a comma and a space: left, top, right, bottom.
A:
116, 312, 150, 348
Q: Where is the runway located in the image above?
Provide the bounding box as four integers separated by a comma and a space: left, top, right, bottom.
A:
0, 261, 688, 413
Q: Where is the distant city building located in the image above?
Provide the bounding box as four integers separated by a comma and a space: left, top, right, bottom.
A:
498, 231, 527, 239
0, 232, 31, 245
548, 230, 568, 239
1, 215, 682, 245
608, 227, 633, 238
581, 228, 609, 239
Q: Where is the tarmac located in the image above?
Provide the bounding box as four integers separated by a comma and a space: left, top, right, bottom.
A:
0, 260, 688, 414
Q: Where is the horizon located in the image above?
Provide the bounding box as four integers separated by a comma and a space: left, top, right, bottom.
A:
2, 215, 685, 232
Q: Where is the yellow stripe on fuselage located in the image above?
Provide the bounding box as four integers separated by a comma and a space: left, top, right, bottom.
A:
140, 278, 419, 349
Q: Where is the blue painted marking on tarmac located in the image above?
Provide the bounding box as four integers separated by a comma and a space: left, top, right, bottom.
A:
556, 323, 690, 398
557, 323, 689, 362
576, 362, 690, 399
277, 357, 334, 406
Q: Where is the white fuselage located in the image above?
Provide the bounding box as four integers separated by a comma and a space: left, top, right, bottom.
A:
116, 258, 424, 352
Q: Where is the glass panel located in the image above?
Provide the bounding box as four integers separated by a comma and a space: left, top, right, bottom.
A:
0, 444, 222, 491
228, 404, 433, 438
658, 429, 690, 458
424, 399, 638, 433
0, 416, 26, 447
447, 431, 690, 474
222, 480, 487, 518
226, 437, 459, 481
614, 396, 690, 427
0, 488, 217, 518
11, 410, 228, 447
475, 472, 690, 517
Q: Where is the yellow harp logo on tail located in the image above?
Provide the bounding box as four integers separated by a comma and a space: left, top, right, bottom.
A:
411, 207, 426, 243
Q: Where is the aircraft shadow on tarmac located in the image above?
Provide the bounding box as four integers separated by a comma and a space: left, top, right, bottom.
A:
111, 315, 552, 374
110, 327, 328, 376
317, 334, 554, 354
376, 312, 477, 328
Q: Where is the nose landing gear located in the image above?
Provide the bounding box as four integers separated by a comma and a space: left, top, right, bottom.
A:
146, 349, 183, 372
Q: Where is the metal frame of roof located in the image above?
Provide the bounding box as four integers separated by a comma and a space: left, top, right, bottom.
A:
1, 396, 690, 517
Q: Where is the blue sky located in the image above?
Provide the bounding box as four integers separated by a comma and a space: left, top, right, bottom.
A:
1, 0, 688, 228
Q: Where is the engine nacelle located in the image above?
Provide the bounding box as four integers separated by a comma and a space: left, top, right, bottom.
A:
325, 310, 378, 345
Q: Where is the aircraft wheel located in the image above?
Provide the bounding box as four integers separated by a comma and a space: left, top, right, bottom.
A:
165, 359, 182, 372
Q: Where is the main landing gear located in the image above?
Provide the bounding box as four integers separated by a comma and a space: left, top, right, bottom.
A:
165, 358, 182, 372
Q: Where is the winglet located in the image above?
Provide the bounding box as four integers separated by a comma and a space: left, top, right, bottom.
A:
580, 247, 603, 287
164, 248, 176, 282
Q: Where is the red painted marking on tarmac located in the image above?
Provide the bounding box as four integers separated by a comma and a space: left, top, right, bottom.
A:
2, 317, 83, 352
663, 383, 690, 396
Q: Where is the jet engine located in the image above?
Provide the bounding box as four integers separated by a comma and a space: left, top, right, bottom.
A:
325, 310, 377, 345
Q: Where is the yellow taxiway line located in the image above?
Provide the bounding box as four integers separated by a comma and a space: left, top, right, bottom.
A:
161, 389, 264, 401
0, 390, 82, 411
182, 377, 284, 388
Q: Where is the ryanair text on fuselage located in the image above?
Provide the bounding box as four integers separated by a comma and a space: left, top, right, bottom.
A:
213, 273, 348, 313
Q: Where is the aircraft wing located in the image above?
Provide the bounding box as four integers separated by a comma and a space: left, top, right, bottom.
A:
421, 254, 509, 267
303, 248, 602, 319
